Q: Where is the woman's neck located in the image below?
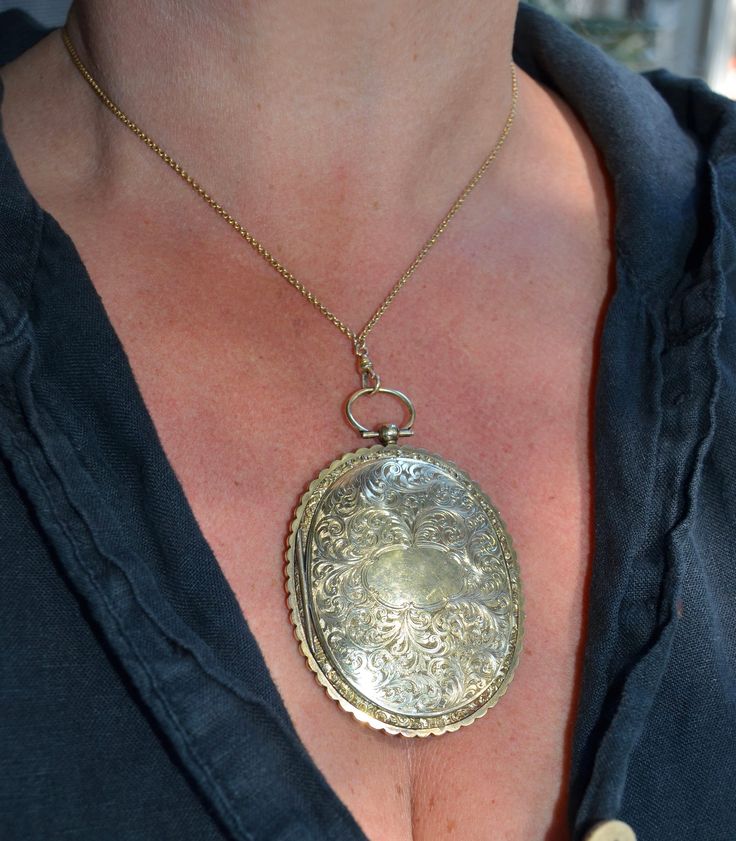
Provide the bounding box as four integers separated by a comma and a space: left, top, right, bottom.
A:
65, 0, 520, 217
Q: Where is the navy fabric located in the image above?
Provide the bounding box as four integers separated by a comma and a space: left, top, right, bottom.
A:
0, 10, 44, 66
1, 4, 735, 840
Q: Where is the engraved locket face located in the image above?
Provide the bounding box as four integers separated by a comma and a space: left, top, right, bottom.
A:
286, 445, 524, 736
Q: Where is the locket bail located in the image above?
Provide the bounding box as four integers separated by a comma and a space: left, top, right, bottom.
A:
345, 386, 416, 445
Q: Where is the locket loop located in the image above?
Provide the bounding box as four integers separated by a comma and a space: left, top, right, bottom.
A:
345, 387, 416, 444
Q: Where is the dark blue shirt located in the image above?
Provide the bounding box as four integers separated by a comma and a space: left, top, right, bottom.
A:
1, 4, 735, 840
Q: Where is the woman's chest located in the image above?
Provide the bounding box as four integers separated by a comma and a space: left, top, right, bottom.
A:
81, 234, 609, 839
136, 369, 595, 841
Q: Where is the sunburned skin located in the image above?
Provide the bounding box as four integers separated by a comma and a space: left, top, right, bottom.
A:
0, 3, 615, 836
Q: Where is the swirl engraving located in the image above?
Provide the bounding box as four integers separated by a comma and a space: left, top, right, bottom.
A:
306, 454, 516, 719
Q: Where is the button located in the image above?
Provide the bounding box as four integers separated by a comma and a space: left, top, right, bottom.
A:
583, 820, 637, 841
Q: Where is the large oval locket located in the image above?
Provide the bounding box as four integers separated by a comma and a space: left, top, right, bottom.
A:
286, 443, 524, 737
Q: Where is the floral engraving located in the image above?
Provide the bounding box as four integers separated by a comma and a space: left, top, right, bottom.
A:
306, 454, 515, 718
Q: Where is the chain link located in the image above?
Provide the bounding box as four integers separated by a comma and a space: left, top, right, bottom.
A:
61, 27, 518, 379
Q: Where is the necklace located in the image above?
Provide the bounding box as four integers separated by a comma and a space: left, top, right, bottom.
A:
62, 27, 524, 737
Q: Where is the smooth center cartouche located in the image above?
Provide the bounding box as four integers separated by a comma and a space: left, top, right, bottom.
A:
364, 545, 465, 609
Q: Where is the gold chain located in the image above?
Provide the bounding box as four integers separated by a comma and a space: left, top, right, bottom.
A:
61, 27, 518, 386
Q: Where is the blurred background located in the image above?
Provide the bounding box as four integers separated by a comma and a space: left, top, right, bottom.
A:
2, 0, 735, 96
528, 0, 736, 96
